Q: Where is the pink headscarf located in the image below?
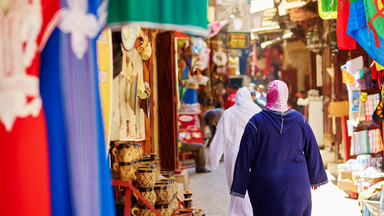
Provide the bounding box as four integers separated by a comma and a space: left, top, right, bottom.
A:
266, 80, 290, 112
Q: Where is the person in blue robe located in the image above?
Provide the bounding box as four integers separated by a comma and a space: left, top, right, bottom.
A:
230, 80, 328, 216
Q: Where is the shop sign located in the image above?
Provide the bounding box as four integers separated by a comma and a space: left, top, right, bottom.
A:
225, 32, 251, 49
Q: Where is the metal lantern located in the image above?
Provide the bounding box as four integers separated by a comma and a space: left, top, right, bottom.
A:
306, 25, 326, 53
182, 42, 200, 72
328, 21, 338, 55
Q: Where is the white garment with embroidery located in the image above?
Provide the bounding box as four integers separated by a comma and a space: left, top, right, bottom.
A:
110, 48, 145, 141
208, 87, 262, 216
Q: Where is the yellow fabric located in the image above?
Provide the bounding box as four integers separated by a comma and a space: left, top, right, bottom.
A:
375, 61, 384, 71
342, 68, 356, 85
97, 28, 113, 149
361, 92, 368, 103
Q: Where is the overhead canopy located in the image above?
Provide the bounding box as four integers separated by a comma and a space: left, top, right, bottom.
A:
107, 0, 209, 38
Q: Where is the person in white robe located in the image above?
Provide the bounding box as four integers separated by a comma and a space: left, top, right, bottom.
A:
208, 87, 262, 216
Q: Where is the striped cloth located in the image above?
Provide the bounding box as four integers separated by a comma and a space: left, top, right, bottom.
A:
368, 129, 384, 153
353, 131, 361, 155
40, 0, 115, 215
364, 94, 380, 121
353, 130, 370, 154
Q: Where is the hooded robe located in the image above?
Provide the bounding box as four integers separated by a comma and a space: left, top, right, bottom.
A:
230, 81, 328, 216
209, 87, 262, 216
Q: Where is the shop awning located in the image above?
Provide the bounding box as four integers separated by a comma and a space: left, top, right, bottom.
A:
107, 0, 209, 38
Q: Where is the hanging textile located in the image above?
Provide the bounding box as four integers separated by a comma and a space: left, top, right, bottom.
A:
337, 0, 356, 49
368, 129, 384, 153
365, 94, 381, 121
0, 0, 60, 215
353, 130, 370, 154
110, 47, 146, 141
107, 0, 209, 37
318, 0, 337, 19
347, 0, 384, 66
364, 0, 384, 46
40, 0, 115, 215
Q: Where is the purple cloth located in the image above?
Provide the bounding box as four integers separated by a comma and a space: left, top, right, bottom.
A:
230, 109, 328, 216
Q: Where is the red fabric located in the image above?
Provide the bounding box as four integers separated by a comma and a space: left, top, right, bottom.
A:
0, 1, 60, 215
337, 0, 356, 50
371, 60, 384, 85
225, 90, 237, 109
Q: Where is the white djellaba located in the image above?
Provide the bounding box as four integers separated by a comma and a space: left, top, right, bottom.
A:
208, 87, 262, 216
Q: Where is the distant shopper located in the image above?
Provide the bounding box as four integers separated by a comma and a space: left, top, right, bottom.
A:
224, 86, 238, 109
209, 87, 262, 216
231, 80, 328, 216
180, 140, 211, 173
255, 84, 267, 109
202, 108, 224, 139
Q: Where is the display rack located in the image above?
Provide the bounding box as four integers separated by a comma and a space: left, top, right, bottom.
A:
111, 180, 161, 216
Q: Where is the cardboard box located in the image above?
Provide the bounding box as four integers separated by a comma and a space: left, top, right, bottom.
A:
338, 171, 358, 193
352, 172, 384, 184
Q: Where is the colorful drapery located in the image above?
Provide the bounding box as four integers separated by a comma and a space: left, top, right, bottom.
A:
337, 0, 356, 49
0, 0, 60, 215
40, 0, 115, 215
347, 0, 384, 66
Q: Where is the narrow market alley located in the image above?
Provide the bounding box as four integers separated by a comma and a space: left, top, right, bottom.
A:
187, 161, 362, 216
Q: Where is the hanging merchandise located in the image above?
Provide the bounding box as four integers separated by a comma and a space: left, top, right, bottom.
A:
370, 60, 384, 85
353, 130, 370, 154
318, 0, 337, 19
373, 87, 384, 122
341, 65, 356, 85
122, 25, 139, 51
347, 0, 384, 66
365, 94, 381, 121
213, 49, 228, 66
368, 128, 384, 153
364, 0, 384, 45
198, 47, 211, 71
111, 46, 146, 141
352, 128, 384, 155
355, 67, 375, 90
336, 0, 356, 49
348, 85, 362, 127
213, 44, 228, 76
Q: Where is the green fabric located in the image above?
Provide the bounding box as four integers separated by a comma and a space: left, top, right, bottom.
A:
364, 0, 384, 38
318, 0, 337, 19
321, 0, 337, 12
107, 0, 209, 37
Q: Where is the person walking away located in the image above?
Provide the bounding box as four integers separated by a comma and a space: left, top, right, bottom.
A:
208, 87, 262, 216
230, 80, 328, 216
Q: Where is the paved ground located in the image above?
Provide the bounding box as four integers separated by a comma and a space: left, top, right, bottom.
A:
186, 162, 362, 216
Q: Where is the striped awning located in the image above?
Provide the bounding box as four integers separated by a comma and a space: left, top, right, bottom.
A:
107, 0, 209, 37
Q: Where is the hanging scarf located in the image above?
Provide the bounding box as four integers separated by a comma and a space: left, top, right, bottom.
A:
266, 80, 290, 112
